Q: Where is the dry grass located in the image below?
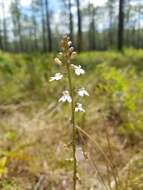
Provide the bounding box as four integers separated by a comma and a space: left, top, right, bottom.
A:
0, 99, 142, 190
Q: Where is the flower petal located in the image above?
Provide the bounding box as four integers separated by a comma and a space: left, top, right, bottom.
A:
49, 73, 63, 82
78, 88, 89, 97
59, 91, 72, 103
75, 103, 85, 112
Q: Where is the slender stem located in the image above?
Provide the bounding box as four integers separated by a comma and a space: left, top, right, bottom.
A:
66, 61, 77, 190
105, 128, 119, 190
76, 126, 118, 190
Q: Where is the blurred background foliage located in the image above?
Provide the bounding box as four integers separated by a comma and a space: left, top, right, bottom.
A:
0, 50, 143, 139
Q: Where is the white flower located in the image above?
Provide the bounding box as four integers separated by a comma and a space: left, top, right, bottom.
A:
78, 88, 89, 97
59, 91, 72, 103
75, 103, 85, 112
69, 47, 74, 52
71, 64, 85, 76
49, 73, 63, 82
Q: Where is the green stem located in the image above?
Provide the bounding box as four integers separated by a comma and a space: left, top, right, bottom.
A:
66, 61, 77, 190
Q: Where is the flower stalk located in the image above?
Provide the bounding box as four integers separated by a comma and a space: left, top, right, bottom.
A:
66, 60, 77, 190
50, 35, 89, 190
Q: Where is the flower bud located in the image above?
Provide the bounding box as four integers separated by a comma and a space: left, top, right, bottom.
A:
59, 52, 63, 56
54, 57, 62, 65
68, 41, 72, 46
71, 52, 77, 60
69, 47, 74, 52
58, 52, 63, 59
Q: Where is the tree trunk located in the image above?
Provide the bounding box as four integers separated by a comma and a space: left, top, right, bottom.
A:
2, 0, 8, 51
45, 0, 52, 52
137, 5, 142, 49
118, 0, 124, 51
108, 4, 113, 47
41, 0, 47, 52
88, 6, 96, 50
125, 1, 131, 47
33, 16, 38, 50
0, 19, 3, 50
76, 0, 82, 51
68, 0, 74, 41
17, 15, 23, 52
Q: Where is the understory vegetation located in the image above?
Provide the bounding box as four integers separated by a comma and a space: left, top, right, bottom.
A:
0, 49, 143, 189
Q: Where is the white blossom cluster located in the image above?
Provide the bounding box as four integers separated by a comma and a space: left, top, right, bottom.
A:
49, 39, 89, 113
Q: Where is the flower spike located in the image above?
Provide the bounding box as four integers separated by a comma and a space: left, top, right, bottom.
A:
51, 36, 89, 189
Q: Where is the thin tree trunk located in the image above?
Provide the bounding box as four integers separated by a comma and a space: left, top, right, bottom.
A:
0, 19, 3, 50
88, 15, 96, 50
41, 0, 47, 52
33, 17, 38, 50
137, 5, 141, 49
125, 0, 131, 47
76, 0, 82, 51
118, 0, 124, 51
17, 15, 23, 52
12, 0, 23, 52
68, 0, 74, 41
2, 0, 8, 51
45, 0, 52, 52
109, 5, 113, 47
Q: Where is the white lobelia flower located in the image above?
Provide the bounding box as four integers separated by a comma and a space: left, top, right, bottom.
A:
75, 103, 85, 112
78, 87, 89, 97
59, 91, 72, 103
71, 64, 85, 76
49, 73, 63, 82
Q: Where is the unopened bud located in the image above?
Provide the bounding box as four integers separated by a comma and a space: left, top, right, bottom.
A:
68, 41, 72, 46
54, 57, 62, 65
69, 47, 74, 52
58, 52, 63, 58
71, 52, 77, 59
